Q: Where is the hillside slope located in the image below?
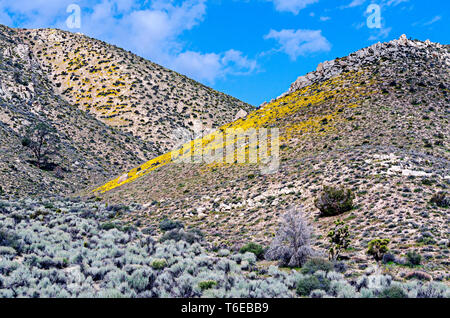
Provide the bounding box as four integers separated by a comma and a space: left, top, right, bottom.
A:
18, 28, 253, 155
0, 25, 156, 196
95, 35, 449, 276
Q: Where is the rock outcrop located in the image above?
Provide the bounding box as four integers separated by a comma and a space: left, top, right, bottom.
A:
287, 35, 450, 95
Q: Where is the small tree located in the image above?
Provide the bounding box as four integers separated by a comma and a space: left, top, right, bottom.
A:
265, 207, 315, 267
315, 186, 355, 217
367, 238, 390, 262
327, 219, 350, 261
21, 122, 59, 169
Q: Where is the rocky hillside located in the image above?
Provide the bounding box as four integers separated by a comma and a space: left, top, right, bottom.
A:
95, 35, 449, 278
18, 28, 253, 155
0, 25, 156, 196
0, 24, 252, 197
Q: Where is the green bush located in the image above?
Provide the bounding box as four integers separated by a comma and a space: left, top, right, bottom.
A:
315, 186, 355, 217
151, 259, 167, 270
380, 286, 407, 298
198, 280, 218, 291
367, 239, 390, 262
296, 276, 330, 296
239, 242, 265, 260
159, 218, 184, 232
406, 251, 422, 266
301, 258, 333, 275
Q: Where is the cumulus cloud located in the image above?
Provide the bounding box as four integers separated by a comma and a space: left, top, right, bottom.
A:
171, 49, 257, 83
264, 29, 331, 60
269, 0, 318, 15
0, 0, 257, 84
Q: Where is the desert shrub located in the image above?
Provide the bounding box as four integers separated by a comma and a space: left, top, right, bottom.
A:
328, 280, 357, 298
296, 275, 330, 296
0, 229, 21, 253
160, 228, 202, 244
198, 280, 217, 291
101, 222, 119, 231
128, 268, 155, 292
382, 253, 397, 264
367, 239, 390, 262
106, 204, 130, 215
406, 251, 422, 266
151, 259, 167, 270
315, 186, 355, 217
429, 192, 449, 208
239, 242, 265, 260
404, 271, 432, 282
218, 249, 230, 257
416, 282, 449, 298
380, 286, 407, 298
301, 258, 333, 275
159, 218, 184, 232
327, 220, 350, 260
265, 207, 315, 267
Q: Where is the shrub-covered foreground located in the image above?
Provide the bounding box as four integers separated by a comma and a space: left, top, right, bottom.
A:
0, 198, 448, 298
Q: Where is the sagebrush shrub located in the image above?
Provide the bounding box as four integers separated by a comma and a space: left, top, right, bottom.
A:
160, 228, 202, 244
159, 218, 184, 232
380, 286, 407, 298
315, 186, 355, 217
301, 258, 333, 275
296, 275, 330, 296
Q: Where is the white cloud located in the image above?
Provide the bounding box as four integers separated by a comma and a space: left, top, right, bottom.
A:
319, 16, 331, 21
342, 0, 409, 9
264, 29, 331, 60
0, 0, 257, 84
385, 0, 409, 6
269, 0, 318, 15
171, 49, 257, 83
423, 15, 441, 26
344, 0, 366, 8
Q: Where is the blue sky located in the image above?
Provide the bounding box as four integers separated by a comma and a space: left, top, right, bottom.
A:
0, 0, 448, 106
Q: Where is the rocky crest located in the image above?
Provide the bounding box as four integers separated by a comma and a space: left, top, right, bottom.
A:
286, 35, 450, 96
